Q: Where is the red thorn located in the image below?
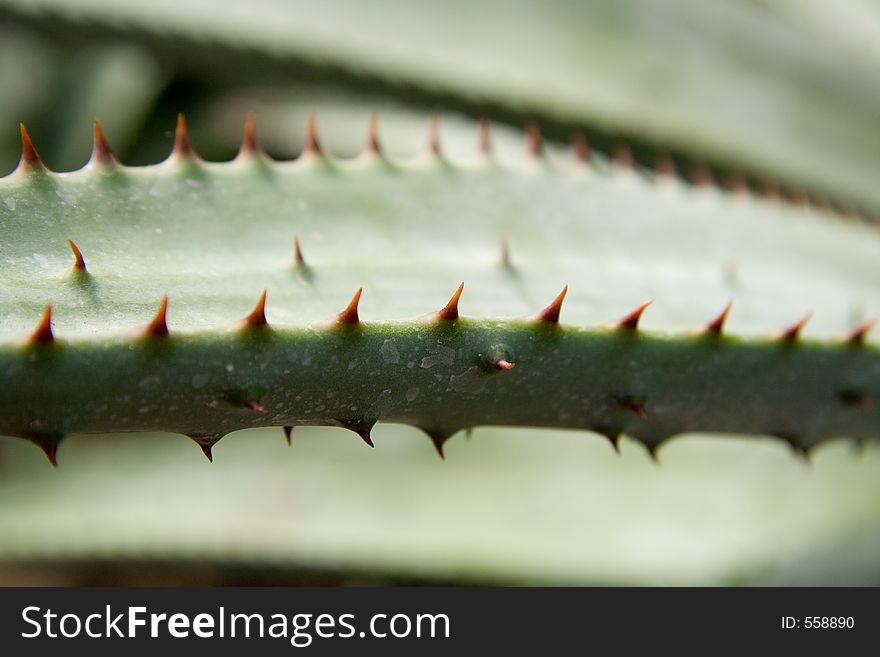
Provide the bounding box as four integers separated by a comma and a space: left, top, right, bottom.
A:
67, 239, 86, 272
200, 444, 214, 462
18, 123, 45, 172
239, 111, 258, 156
437, 282, 464, 322
336, 288, 363, 325
787, 189, 809, 207
654, 155, 677, 178
244, 399, 267, 415
242, 289, 269, 329
304, 113, 322, 156
725, 173, 747, 194
173, 113, 193, 158
293, 234, 306, 267
704, 301, 732, 335
534, 285, 568, 324
598, 429, 621, 454
428, 116, 441, 158
493, 359, 516, 371
42, 442, 59, 467
759, 179, 780, 200
689, 164, 714, 187
613, 143, 633, 170
500, 235, 511, 268
839, 390, 872, 409
572, 134, 589, 164
91, 118, 116, 165
144, 296, 169, 338
29, 305, 54, 345
627, 402, 648, 421
366, 114, 381, 155
526, 122, 542, 158
355, 427, 374, 448
283, 425, 293, 446
612, 300, 653, 331
848, 318, 877, 346
777, 311, 812, 342
478, 119, 492, 157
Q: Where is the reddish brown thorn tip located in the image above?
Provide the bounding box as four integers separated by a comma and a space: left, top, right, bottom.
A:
283, 425, 293, 446
654, 155, 677, 179
67, 239, 86, 272
646, 442, 661, 464
18, 123, 45, 172
336, 288, 363, 325
242, 289, 269, 329
91, 118, 116, 165
627, 402, 648, 421
704, 301, 732, 335
598, 429, 621, 454
500, 235, 511, 268
356, 428, 374, 448
244, 399, 267, 415
173, 113, 192, 158
303, 113, 322, 156
725, 173, 747, 194
534, 285, 568, 324
612, 299, 653, 331
848, 318, 877, 346
31, 437, 60, 467
239, 111, 258, 156
572, 133, 589, 164
366, 113, 381, 155
437, 282, 465, 322
777, 311, 812, 342
200, 444, 214, 463
29, 305, 54, 345
493, 359, 516, 370
613, 143, 633, 170
478, 119, 492, 157
759, 179, 780, 200
428, 116, 441, 158
526, 122, 542, 158
144, 296, 169, 338
689, 164, 714, 187
293, 234, 306, 267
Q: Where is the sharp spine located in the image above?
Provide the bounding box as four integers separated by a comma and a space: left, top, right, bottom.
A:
533, 285, 568, 324
241, 289, 269, 329
293, 234, 306, 267
18, 123, 45, 173
67, 239, 87, 272
303, 113, 322, 157
704, 301, 733, 335
437, 282, 465, 322
243, 399, 267, 415
172, 113, 194, 159
29, 305, 54, 345
239, 111, 258, 157
90, 118, 117, 166
613, 143, 633, 170
526, 122, 542, 158
478, 119, 492, 157
144, 296, 170, 337
336, 288, 363, 325
572, 134, 589, 164
283, 425, 293, 446
366, 114, 381, 156
611, 300, 653, 330
847, 319, 876, 345
777, 312, 812, 342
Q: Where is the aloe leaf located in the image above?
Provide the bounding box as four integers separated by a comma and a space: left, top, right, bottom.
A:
1, 119, 878, 463
2, 0, 880, 211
